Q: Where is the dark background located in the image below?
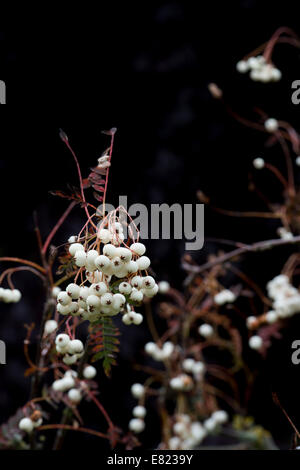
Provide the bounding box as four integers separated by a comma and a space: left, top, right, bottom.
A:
1, 0, 300, 449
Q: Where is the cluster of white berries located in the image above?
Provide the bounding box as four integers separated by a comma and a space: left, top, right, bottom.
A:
168, 415, 206, 450
129, 383, 146, 433
129, 405, 147, 434
182, 358, 206, 381
214, 289, 236, 305
236, 56, 282, 83
248, 274, 300, 350
52, 369, 82, 404
55, 334, 84, 365
145, 341, 174, 361
0, 288, 21, 304
52, 365, 96, 404
167, 410, 228, 450
267, 274, 300, 319
56, 227, 158, 325
19, 415, 43, 434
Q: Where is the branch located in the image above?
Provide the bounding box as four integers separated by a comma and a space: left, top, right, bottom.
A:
183, 235, 300, 276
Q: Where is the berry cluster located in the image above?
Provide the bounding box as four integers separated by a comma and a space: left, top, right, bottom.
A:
236, 56, 282, 83
168, 411, 228, 450
144, 341, 174, 361
56, 227, 158, 325
129, 384, 146, 434
214, 289, 236, 305
55, 334, 84, 365
129, 405, 147, 434
247, 274, 300, 351
52, 365, 96, 405
182, 358, 206, 381
0, 288, 21, 303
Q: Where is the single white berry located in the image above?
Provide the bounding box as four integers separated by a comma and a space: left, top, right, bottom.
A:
89, 282, 108, 296
271, 68, 282, 81
119, 282, 132, 295
60, 376, 76, 390
264, 118, 278, 133
130, 289, 144, 303
204, 417, 217, 432
116, 247, 132, 263
62, 354, 78, 365
58, 291, 72, 306
44, 319, 58, 336
52, 286, 61, 298
125, 260, 139, 274
95, 255, 112, 272
182, 358, 195, 372
19, 417, 34, 433
192, 361, 205, 377
66, 283, 81, 300
74, 250, 87, 267
249, 335, 263, 350
296, 156, 300, 167
57, 303, 72, 316
83, 365, 97, 379
198, 324, 214, 338
158, 281, 170, 293
131, 383, 145, 398
266, 310, 278, 324
129, 418, 145, 433
212, 410, 228, 424
142, 284, 158, 298
145, 342, 157, 355
68, 235, 77, 244
133, 313, 143, 325
55, 334, 70, 348
246, 316, 257, 328
236, 60, 249, 73
101, 293, 114, 306
97, 228, 112, 244
133, 405, 146, 418
52, 379, 64, 391
10, 289, 22, 303
253, 157, 265, 169
122, 313, 133, 325
112, 293, 126, 309
80, 286, 91, 301
87, 295, 101, 309
136, 256, 150, 271
142, 276, 155, 290
130, 242, 146, 256
68, 388, 82, 404
103, 244, 117, 259
131, 276, 143, 289
168, 436, 181, 449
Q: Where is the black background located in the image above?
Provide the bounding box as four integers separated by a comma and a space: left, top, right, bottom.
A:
1, 0, 300, 450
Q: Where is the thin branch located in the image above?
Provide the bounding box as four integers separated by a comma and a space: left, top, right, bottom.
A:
42, 201, 77, 254
183, 235, 300, 275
